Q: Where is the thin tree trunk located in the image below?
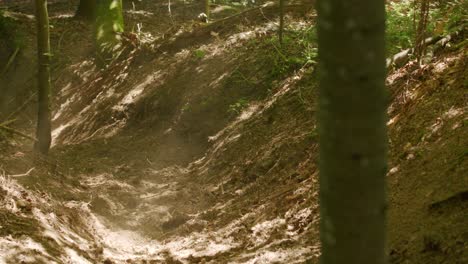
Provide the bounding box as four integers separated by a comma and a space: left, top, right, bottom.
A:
414, 0, 430, 62
279, 0, 285, 45
75, 0, 96, 21
205, 0, 210, 20
34, 0, 52, 155
316, 0, 388, 263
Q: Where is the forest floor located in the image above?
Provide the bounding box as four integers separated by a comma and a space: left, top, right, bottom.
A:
0, 1, 467, 263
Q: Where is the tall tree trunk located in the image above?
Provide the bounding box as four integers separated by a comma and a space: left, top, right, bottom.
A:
316, 0, 388, 263
34, 0, 52, 155
95, 0, 124, 63
414, 0, 430, 62
205, 0, 210, 21
278, 0, 285, 45
75, 0, 96, 21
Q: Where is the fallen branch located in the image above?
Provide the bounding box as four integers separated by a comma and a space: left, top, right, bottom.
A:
3, 92, 37, 122
386, 25, 466, 70
0, 119, 16, 127
1, 47, 20, 77
386, 35, 442, 69
433, 29, 465, 52
7, 167, 35, 177
0, 124, 37, 142
208, 2, 313, 30
212, 2, 278, 25
158, 2, 314, 52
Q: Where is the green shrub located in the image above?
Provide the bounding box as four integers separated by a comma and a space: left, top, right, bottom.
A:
386, 0, 466, 55
386, 0, 416, 54
251, 25, 318, 85
193, 49, 206, 59
228, 98, 249, 115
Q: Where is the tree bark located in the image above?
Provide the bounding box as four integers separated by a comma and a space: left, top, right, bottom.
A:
205, 0, 210, 20
316, 0, 388, 263
34, 0, 52, 155
75, 0, 96, 21
414, 0, 430, 62
278, 0, 285, 45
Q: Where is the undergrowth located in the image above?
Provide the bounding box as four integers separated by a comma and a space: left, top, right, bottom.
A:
225, 0, 467, 116
256, 26, 318, 83
225, 24, 318, 115
0, 11, 25, 51
386, 0, 467, 55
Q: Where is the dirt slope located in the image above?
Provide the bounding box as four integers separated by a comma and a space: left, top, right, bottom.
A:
386, 48, 467, 263
0, 3, 467, 264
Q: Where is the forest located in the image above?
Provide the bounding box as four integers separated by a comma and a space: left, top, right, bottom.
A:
0, 0, 466, 263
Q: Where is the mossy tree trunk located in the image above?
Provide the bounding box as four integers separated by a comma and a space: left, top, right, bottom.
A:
34, 0, 52, 155
95, 0, 124, 63
316, 0, 388, 263
75, 0, 96, 21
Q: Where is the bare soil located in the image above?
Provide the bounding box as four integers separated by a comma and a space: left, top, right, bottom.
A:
0, 1, 466, 263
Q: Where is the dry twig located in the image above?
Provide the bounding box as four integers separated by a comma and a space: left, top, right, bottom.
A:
8, 167, 35, 177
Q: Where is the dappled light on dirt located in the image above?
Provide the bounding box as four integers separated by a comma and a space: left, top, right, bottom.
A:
1, 0, 466, 263
0, 174, 97, 263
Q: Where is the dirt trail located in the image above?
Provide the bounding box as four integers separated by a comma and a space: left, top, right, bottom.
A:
55, 137, 207, 239
1, 1, 467, 263
1, 3, 320, 262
